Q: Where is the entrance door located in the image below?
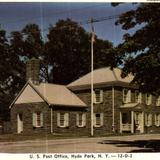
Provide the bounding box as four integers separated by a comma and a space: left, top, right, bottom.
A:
134, 112, 144, 133
17, 114, 23, 133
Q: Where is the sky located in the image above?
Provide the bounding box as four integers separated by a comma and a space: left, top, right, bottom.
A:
0, 2, 138, 46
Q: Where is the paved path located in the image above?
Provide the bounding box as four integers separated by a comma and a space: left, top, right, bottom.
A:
0, 134, 160, 153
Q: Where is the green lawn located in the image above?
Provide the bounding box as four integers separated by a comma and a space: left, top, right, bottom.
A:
0, 132, 134, 142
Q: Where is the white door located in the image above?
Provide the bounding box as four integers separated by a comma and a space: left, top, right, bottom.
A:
17, 114, 23, 133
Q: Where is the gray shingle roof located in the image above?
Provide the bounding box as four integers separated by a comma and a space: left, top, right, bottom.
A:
33, 83, 87, 107
67, 67, 134, 90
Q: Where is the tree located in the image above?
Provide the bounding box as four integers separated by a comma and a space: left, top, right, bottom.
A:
115, 3, 160, 93
45, 18, 115, 84
0, 29, 25, 121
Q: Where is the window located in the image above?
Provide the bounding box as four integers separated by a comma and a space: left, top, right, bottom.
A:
76, 113, 86, 127
134, 112, 141, 125
156, 96, 160, 106
93, 89, 103, 103
32, 112, 43, 127
94, 113, 103, 127
155, 114, 160, 126
123, 88, 131, 103
145, 113, 152, 127
145, 93, 152, 105
135, 91, 142, 103
57, 113, 69, 127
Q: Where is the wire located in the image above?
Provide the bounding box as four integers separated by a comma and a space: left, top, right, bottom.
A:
80, 14, 119, 25
4, 14, 120, 40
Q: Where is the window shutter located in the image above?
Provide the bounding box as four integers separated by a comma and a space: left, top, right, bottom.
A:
128, 90, 131, 102
76, 113, 79, 126
57, 113, 60, 127
100, 113, 104, 126
40, 112, 43, 127
150, 95, 152, 105
149, 114, 152, 126
158, 114, 160, 126
145, 114, 147, 126
155, 114, 158, 126
122, 88, 127, 103
32, 113, 36, 127
139, 93, 142, 103
65, 113, 69, 127
82, 113, 86, 126
100, 90, 103, 103
122, 89, 125, 102
93, 90, 96, 103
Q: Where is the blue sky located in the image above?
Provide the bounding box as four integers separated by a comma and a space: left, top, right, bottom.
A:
0, 2, 138, 46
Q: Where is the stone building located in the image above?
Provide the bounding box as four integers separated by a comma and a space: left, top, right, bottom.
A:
10, 58, 160, 135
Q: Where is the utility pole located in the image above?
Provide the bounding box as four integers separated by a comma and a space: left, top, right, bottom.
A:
90, 18, 94, 136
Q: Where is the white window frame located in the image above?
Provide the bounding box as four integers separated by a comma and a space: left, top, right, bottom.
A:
123, 88, 131, 103
93, 89, 103, 104
76, 113, 86, 127
145, 93, 152, 105
57, 112, 69, 128
32, 112, 43, 128
93, 113, 103, 127
155, 114, 160, 127
134, 112, 141, 125
156, 96, 160, 106
135, 91, 142, 103
145, 113, 152, 127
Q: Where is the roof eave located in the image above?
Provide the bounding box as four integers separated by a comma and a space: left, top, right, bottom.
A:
68, 81, 139, 91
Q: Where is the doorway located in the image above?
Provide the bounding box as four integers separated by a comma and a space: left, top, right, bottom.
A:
17, 114, 23, 133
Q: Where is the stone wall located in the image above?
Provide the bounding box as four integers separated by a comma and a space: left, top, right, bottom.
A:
11, 102, 51, 134
75, 87, 120, 135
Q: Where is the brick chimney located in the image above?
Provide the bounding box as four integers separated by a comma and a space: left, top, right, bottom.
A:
26, 58, 40, 85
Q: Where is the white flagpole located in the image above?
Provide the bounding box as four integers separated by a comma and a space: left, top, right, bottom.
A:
91, 18, 94, 136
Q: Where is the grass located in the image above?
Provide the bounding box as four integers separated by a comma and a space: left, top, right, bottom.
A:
0, 132, 136, 142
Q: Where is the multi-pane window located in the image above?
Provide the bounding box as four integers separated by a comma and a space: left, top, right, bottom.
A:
155, 114, 160, 126
94, 113, 103, 127
145, 93, 152, 105
57, 113, 69, 127
93, 89, 103, 103
145, 113, 152, 127
135, 91, 142, 103
123, 88, 131, 103
32, 112, 43, 127
134, 112, 141, 125
76, 113, 86, 127
156, 96, 160, 106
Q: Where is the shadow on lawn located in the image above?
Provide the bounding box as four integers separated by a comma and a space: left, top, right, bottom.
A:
98, 139, 160, 152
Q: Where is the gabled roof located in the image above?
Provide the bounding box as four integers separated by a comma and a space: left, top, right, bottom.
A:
10, 81, 87, 108
67, 67, 134, 90
34, 83, 87, 107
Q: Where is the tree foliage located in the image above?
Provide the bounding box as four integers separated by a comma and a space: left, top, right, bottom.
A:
115, 3, 160, 93
0, 19, 116, 120
45, 19, 115, 84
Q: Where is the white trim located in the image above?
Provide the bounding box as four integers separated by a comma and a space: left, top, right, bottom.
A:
93, 113, 103, 127
145, 113, 152, 127
156, 96, 160, 106
135, 91, 142, 103
123, 88, 131, 103
154, 114, 160, 127
93, 89, 103, 104
76, 113, 86, 127
145, 93, 152, 105
57, 112, 69, 128
32, 112, 43, 128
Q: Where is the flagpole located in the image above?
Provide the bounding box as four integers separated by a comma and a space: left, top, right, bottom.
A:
91, 18, 94, 136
